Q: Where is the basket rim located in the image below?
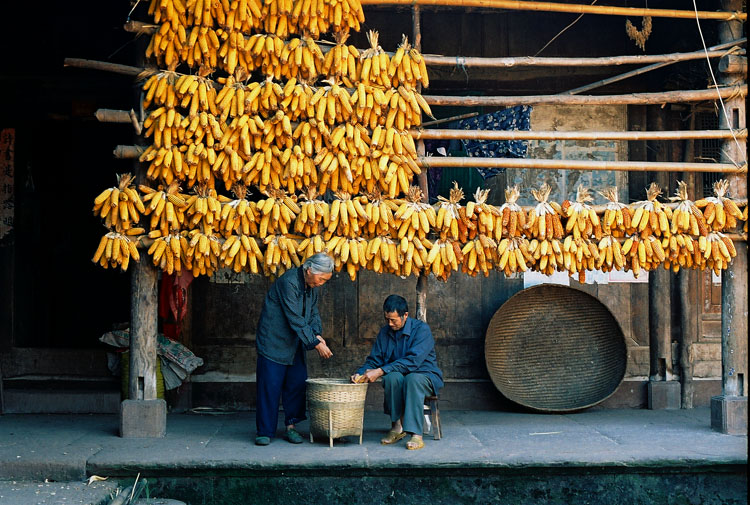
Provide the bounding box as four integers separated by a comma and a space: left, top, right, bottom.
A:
306, 378, 368, 386
484, 284, 627, 413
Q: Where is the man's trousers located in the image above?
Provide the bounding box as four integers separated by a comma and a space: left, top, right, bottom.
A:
382, 371, 435, 435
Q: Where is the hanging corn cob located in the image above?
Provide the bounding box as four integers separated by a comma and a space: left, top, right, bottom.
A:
256, 188, 300, 238
668, 180, 708, 236
465, 188, 498, 239
700, 232, 737, 275
562, 186, 602, 240
497, 185, 526, 240
262, 234, 301, 277
629, 183, 670, 238
743, 205, 748, 233
294, 187, 328, 236
184, 183, 222, 228
496, 236, 531, 276
93, 174, 146, 232
562, 234, 600, 283
525, 184, 564, 275
365, 235, 400, 275
620, 233, 664, 278
140, 182, 188, 236
218, 184, 259, 236
595, 235, 624, 273
461, 234, 498, 277
665, 233, 700, 272
425, 237, 460, 281
92, 231, 141, 271
363, 188, 399, 237
525, 184, 564, 241
186, 227, 221, 276
387, 35, 430, 89
393, 186, 435, 240
599, 187, 631, 237
359, 31, 390, 88
148, 232, 189, 275
325, 191, 369, 239
434, 182, 467, 241
219, 232, 264, 273
322, 32, 359, 87
327, 235, 368, 280
695, 179, 744, 232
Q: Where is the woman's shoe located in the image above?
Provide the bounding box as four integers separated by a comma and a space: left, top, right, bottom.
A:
285, 428, 304, 444
255, 436, 271, 446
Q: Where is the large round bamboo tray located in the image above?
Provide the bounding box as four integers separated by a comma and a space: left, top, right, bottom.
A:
485, 285, 627, 413
306, 378, 369, 447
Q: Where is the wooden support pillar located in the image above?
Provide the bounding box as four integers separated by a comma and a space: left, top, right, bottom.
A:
120, 45, 166, 438
678, 111, 699, 409
712, 0, 747, 435
647, 107, 680, 409
413, 4, 429, 323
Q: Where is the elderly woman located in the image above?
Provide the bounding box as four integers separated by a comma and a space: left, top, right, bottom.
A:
254, 253, 335, 446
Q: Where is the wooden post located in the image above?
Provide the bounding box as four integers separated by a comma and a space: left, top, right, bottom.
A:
678, 110, 698, 409
120, 40, 166, 438
413, 4, 429, 324
713, 0, 748, 435
646, 107, 680, 409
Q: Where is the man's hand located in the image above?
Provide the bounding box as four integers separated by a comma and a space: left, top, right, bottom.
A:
315, 335, 333, 359
361, 368, 384, 383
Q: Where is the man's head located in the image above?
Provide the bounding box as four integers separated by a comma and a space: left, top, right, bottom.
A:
383, 294, 408, 332
302, 253, 334, 288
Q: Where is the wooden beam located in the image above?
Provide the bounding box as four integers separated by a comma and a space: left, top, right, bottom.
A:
424, 85, 748, 106
64, 58, 144, 77
360, 0, 746, 21
411, 129, 748, 141
417, 156, 745, 173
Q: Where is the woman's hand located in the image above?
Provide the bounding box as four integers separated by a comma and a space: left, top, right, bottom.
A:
315, 336, 333, 359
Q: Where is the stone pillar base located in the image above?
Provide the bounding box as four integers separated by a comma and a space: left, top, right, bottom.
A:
648, 380, 681, 410
120, 399, 167, 438
711, 395, 747, 435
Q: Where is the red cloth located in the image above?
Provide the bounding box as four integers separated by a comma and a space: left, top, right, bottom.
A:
159, 272, 194, 338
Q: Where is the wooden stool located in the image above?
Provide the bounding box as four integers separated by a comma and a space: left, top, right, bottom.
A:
423, 395, 442, 440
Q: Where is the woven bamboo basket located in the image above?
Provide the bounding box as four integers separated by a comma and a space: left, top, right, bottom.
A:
306, 378, 369, 447
485, 285, 627, 413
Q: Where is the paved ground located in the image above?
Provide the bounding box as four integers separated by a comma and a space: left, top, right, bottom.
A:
0, 407, 746, 504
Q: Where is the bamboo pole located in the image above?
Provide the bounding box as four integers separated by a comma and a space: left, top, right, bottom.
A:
122, 19, 747, 69
417, 156, 745, 173
360, 0, 746, 21
424, 85, 747, 106
563, 48, 746, 95
423, 39, 746, 68
410, 129, 748, 141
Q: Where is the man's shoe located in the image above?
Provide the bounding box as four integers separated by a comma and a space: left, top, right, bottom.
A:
380, 429, 407, 445
255, 436, 271, 446
285, 428, 304, 444
406, 435, 424, 450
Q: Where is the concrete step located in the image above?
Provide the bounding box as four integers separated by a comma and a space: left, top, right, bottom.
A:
2, 376, 120, 414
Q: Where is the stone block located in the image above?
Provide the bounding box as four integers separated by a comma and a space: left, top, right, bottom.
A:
711, 395, 748, 435
648, 380, 681, 410
120, 399, 167, 438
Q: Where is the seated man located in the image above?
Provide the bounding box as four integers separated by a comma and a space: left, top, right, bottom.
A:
352, 295, 443, 450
